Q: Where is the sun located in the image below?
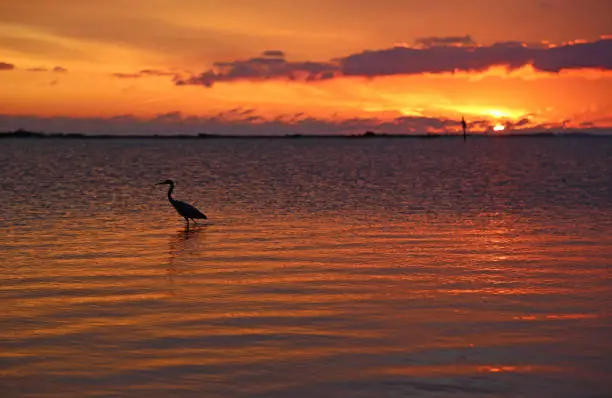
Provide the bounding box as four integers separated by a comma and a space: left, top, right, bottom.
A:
493, 124, 505, 132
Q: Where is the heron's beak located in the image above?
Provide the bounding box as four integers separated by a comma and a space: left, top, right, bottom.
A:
155, 182, 166, 185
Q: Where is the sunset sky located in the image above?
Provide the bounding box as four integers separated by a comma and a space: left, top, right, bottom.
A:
1, 0, 611, 135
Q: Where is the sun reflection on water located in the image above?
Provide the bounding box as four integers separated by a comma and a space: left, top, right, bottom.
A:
2, 139, 611, 397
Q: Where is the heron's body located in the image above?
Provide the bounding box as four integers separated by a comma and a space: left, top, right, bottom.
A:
158, 180, 207, 227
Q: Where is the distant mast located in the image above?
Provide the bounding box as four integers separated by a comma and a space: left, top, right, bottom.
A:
461, 116, 467, 142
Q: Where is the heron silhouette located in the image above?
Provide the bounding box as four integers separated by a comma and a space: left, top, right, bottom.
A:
157, 179, 207, 228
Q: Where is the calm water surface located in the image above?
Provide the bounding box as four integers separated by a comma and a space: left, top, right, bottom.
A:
1, 138, 611, 397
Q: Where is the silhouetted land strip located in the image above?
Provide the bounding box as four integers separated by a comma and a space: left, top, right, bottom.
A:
1, 129, 608, 140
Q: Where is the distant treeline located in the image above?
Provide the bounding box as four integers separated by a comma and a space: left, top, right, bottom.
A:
0, 128, 604, 140
0, 129, 445, 139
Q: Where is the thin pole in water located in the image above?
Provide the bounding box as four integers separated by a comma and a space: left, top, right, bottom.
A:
461, 116, 467, 142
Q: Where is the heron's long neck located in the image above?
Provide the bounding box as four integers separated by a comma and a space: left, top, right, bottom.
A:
167, 184, 175, 202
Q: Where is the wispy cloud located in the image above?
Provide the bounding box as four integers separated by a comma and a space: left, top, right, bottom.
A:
26, 65, 69, 73
112, 69, 180, 79
112, 72, 142, 79
414, 35, 476, 48
177, 38, 612, 87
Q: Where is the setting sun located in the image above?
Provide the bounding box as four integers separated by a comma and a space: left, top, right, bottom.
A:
2, 2, 612, 397
1, 1, 611, 136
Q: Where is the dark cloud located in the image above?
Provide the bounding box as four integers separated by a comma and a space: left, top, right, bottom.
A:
139, 69, 176, 76
511, 118, 532, 127
532, 39, 612, 72
262, 50, 285, 57
52, 66, 68, 73
218, 107, 257, 118
341, 38, 612, 77
0, 61, 15, 70
175, 51, 338, 87
415, 35, 476, 48
178, 38, 612, 87
26, 67, 48, 72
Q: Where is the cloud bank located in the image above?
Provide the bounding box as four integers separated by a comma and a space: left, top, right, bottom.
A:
176, 37, 612, 87
0, 111, 472, 136
0, 111, 590, 137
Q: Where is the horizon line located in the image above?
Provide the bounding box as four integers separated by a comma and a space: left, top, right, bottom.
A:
1, 129, 611, 140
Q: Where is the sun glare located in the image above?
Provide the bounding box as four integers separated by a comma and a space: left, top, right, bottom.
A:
488, 109, 508, 118
493, 124, 505, 132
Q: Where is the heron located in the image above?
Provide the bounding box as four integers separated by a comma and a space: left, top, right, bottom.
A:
157, 179, 207, 228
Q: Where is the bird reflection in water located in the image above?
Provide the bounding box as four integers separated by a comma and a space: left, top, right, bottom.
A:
165, 225, 206, 295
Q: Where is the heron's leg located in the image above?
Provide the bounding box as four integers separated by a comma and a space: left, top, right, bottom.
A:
185, 217, 190, 229
192, 218, 198, 225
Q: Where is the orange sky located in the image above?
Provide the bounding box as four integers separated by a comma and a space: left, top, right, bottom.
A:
1, 0, 611, 135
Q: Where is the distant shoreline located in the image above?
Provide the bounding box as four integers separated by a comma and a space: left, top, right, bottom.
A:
0, 129, 609, 139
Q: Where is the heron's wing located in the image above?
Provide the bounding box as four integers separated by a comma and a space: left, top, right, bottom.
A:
173, 199, 207, 219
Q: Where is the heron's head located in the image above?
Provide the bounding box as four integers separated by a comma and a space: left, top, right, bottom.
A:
156, 179, 174, 186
